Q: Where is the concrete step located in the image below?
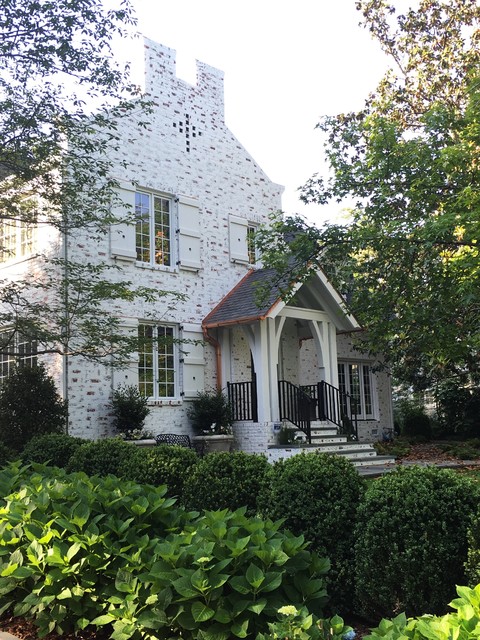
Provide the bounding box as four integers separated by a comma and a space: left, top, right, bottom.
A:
310, 428, 339, 437
350, 455, 396, 467
310, 435, 348, 444
314, 446, 378, 459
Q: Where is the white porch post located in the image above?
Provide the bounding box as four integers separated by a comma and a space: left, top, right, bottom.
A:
308, 318, 339, 387
329, 323, 339, 388
242, 316, 284, 423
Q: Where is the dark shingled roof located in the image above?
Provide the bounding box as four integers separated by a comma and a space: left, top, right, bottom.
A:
203, 268, 291, 328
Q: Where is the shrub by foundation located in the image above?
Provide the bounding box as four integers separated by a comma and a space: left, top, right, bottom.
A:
258, 452, 364, 614
355, 465, 480, 620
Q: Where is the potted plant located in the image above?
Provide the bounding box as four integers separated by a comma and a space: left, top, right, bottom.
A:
187, 388, 234, 452
111, 385, 151, 441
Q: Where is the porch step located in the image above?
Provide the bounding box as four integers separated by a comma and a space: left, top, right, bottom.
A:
310, 435, 349, 445
310, 443, 378, 457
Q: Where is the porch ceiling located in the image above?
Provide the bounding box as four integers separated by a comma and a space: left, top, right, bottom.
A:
203, 267, 360, 332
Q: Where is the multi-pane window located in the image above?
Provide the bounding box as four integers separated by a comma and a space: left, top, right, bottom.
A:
138, 324, 176, 399
135, 192, 172, 266
0, 219, 34, 263
338, 362, 375, 420
247, 225, 258, 265
0, 332, 38, 382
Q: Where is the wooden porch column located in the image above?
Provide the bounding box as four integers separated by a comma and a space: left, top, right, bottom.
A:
309, 319, 337, 387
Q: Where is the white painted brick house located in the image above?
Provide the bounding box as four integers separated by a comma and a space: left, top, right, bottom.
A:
0, 39, 394, 448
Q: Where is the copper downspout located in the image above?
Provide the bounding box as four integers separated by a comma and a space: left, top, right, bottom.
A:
202, 325, 222, 390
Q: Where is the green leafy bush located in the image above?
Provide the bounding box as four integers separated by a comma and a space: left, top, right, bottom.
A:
435, 380, 480, 438
365, 584, 480, 640
0, 442, 17, 467
0, 364, 67, 451
465, 509, 480, 586
118, 444, 198, 497
21, 433, 87, 468
111, 384, 150, 437
181, 451, 270, 515
0, 462, 330, 640
186, 388, 233, 434
257, 607, 354, 640
66, 437, 136, 476
355, 466, 480, 621
401, 406, 432, 440
258, 452, 364, 613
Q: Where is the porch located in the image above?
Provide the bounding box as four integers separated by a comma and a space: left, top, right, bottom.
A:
226, 376, 359, 443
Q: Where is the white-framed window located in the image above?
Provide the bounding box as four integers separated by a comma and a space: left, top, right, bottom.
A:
0, 219, 35, 263
0, 332, 38, 382
247, 224, 259, 265
135, 192, 172, 266
229, 215, 261, 265
338, 362, 375, 420
138, 323, 177, 399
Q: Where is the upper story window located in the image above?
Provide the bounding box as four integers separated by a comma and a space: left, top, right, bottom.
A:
338, 362, 375, 420
247, 224, 258, 265
135, 192, 172, 266
0, 219, 35, 263
229, 215, 260, 266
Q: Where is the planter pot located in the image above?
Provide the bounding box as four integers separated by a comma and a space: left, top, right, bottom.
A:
126, 439, 156, 447
192, 434, 234, 453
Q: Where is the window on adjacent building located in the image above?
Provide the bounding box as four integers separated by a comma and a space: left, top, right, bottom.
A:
0, 219, 35, 263
138, 324, 176, 399
135, 192, 172, 266
338, 362, 375, 420
0, 332, 38, 382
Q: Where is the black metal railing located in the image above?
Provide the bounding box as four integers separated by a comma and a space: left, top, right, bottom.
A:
227, 377, 258, 422
315, 380, 358, 441
278, 380, 316, 443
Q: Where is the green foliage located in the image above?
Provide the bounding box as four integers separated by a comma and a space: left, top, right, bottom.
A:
21, 434, 87, 468
111, 385, 150, 436
0, 0, 183, 365
0, 462, 330, 640
0, 442, 17, 467
181, 451, 270, 515
464, 507, 480, 586
119, 445, 198, 497
373, 438, 410, 459
435, 380, 480, 438
66, 437, 135, 477
258, 453, 363, 613
401, 407, 432, 440
438, 439, 480, 460
0, 364, 67, 452
257, 0, 480, 389
257, 606, 354, 640
355, 466, 480, 620
187, 388, 233, 434
365, 584, 480, 640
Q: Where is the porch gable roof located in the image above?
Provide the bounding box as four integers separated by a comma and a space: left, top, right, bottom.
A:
202, 267, 360, 331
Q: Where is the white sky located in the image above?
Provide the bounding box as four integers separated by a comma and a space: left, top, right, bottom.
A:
125, 0, 393, 225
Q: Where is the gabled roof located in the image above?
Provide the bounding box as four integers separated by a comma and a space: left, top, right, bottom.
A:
202, 267, 360, 332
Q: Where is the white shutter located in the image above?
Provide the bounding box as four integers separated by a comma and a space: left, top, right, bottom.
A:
178, 195, 201, 270
229, 214, 249, 263
181, 325, 205, 398
112, 318, 139, 389
110, 183, 136, 260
